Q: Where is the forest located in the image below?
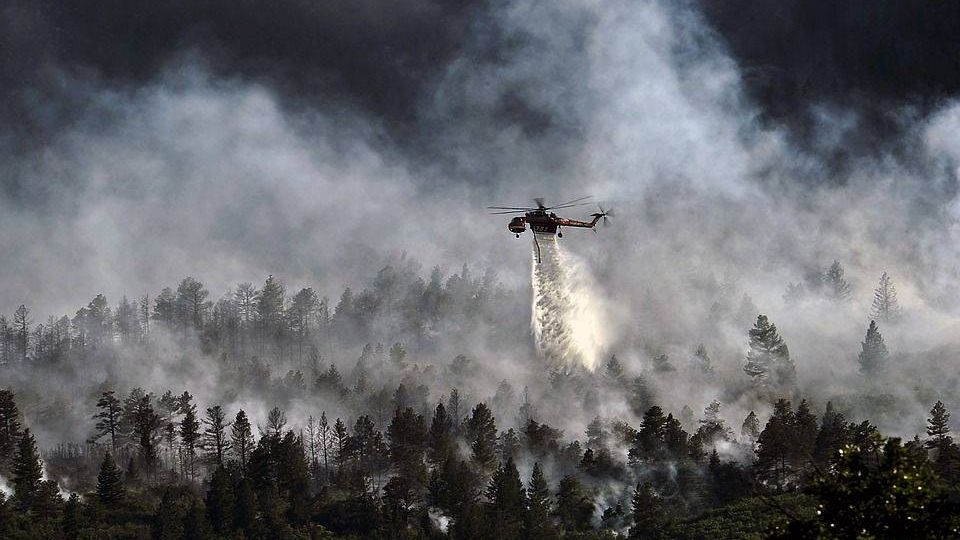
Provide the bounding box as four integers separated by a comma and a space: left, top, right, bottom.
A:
0, 255, 958, 540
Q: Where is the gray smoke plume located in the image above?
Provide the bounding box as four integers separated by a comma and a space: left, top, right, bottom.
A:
4, 0, 960, 450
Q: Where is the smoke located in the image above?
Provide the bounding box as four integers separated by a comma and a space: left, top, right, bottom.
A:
531, 233, 609, 372
4, 0, 960, 450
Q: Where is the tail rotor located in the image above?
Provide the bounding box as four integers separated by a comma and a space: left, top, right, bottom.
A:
596, 205, 614, 227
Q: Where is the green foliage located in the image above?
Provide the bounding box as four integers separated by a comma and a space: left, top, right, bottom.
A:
743, 315, 794, 389
755, 399, 794, 492
92, 391, 122, 454
204, 467, 232, 535
465, 403, 497, 471
11, 429, 43, 512
526, 462, 558, 540
822, 260, 851, 302
858, 320, 889, 375
96, 452, 125, 505
813, 402, 848, 467
556, 475, 594, 533
664, 494, 816, 540
484, 456, 525, 539
788, 438, 959, 538
427, 402, 455, 466
230, 409, 254, 470
629, 482, 664, 539
0, 389, 22, 472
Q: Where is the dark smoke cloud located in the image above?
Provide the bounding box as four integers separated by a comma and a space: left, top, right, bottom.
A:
697, 0, 960, 170
7, 1, 960, 171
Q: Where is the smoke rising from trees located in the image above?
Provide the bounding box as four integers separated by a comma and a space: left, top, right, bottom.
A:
3, 0, 960, 536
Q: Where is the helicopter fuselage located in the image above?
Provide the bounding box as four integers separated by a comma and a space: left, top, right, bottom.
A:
508, 210, 601, 236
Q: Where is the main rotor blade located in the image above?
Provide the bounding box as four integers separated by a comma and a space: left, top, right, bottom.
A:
547, 195, 592, 208
548, 202, 592, 211
488, 206, 537, 210
489, 210, 527, 215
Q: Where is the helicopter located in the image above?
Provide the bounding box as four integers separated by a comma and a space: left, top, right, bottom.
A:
489, 196, 613, 262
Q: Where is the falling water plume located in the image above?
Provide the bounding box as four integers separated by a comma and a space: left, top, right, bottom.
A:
531, 232, 607, 372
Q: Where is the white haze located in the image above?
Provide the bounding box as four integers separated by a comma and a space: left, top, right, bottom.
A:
4, 0, 960, 446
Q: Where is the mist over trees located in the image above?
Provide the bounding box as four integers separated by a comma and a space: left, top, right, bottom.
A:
0, 252, 957, 538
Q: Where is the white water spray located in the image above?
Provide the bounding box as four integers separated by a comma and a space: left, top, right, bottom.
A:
531, 233, 608, 372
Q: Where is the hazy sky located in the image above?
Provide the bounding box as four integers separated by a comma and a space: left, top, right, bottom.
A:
4, 0, 960, 327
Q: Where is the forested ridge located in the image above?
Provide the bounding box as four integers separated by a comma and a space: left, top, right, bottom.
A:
0, 257, 959, 539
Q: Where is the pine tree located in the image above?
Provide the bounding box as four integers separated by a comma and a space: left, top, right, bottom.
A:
0, 389, 22, 470
386, 407, 428, 506
333, 418, 349, 475
466, 403, 498, 472
389, 342, 407, 366
858, 320, 889, 375
153, 288, 177, 327
427, 402, 454, 465
743, 315, 794, 389
182, 499, 211, 540
629, 482, 663, 539
96, 452, 125, 504
813, 401, 848, 466
525, 463, 558, 540
755, 399, 794, 492
265, 408, 288, 439
926, 400, 952, 455
585, 417, 608, 452
258, 274, 286, 359
317, 411, 331, 484
11, 428, 43, 511
62, 493, 81, 540
92, 390, 122, 454
152, 490, 184, 540
555, 475, 593, 533
13, 305, 30, 362
32, 479, 63, 521
605, 355, 625, 384
179, 394, 200, 481
133, 394, 161, 469
870, 272, 901, 323
793, 399, 818, 465
485, 456, 526, 539
663, 414, 689, 460
233, 477, 257, 536
822, 260, 851, 301
630, 406, 666, 463
230, 410, 254, 470
202, 405, 231, 466
691, 344, 713, 375
447, 388, 463, 435
287, 287, 319, 366
697, 400, 730, 445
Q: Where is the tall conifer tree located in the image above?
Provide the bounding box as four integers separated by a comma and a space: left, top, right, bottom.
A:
858, 320, 889, 375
